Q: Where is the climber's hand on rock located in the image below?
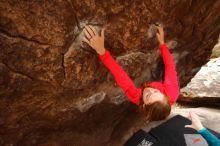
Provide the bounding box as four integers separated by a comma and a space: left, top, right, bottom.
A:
83, 25, 105, 55
185, 111, 204, 131
156, 25, 165, 45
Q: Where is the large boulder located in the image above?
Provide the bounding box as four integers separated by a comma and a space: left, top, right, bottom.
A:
0, 0, 220, 145
180, 57, 220, 107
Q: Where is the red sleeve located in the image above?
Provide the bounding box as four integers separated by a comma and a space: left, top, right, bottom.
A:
99, 50, 142, 105
160, 44, 180, 104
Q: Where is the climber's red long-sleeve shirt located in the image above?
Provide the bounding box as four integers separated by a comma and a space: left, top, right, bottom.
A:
99, 44, 179, 106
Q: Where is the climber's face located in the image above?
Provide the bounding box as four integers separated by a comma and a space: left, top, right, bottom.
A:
142, 87, 164, 105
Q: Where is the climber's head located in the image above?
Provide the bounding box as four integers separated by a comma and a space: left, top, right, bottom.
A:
142, 87, 165, 105
138, 87, 171, 122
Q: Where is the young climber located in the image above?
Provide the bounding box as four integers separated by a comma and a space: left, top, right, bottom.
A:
185, 112, 220, 146
83, 25, 179, 121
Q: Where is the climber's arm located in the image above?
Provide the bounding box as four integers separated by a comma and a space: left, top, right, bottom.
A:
160, 44, 179, 104
99, 50, 141, 105
82, 25, 141, 105
156, 26, 179, 104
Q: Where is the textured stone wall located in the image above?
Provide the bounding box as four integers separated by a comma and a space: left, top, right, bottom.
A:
0, 0, 220, 145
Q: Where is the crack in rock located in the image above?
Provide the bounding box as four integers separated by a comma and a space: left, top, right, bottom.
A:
1, 62, 34, 81
0, 28, 55, 47
67, 0, 81, 31
60, 53, 66, 79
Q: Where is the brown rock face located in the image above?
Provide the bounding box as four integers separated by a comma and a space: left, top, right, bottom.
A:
0, 0, 220, 145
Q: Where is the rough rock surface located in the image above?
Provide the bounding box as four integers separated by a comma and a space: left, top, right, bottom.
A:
179, 39, 220, 107
0, 0, 220, 145
181, 57, 220, 97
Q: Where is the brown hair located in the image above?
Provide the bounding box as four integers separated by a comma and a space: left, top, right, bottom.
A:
138, 83, 171, 122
